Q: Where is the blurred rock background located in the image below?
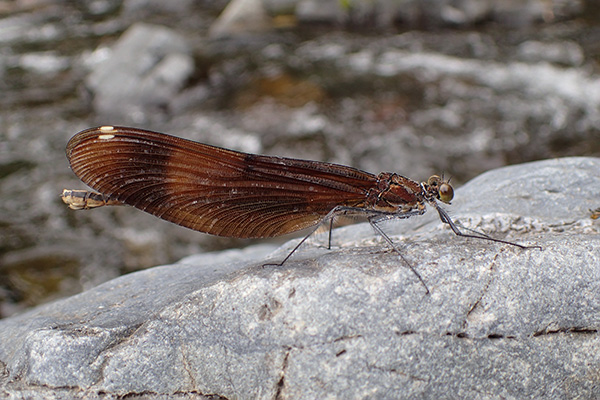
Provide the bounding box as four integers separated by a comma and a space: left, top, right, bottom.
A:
0, 0, 598, 317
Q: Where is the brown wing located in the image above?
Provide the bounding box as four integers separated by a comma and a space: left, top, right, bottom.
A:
66, 126, 378, 238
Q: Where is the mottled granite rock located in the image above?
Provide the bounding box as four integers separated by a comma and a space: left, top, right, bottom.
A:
1, 157, 599, 399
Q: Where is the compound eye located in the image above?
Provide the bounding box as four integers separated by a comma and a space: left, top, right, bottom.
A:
439, 183, 454, 203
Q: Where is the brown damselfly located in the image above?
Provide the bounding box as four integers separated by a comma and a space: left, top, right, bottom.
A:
63, 126, 540, 293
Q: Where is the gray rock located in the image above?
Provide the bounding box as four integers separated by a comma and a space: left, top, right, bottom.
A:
294, 0, 583, 28
516, 40, 585, 66
296, 0, 345, 24
85, 23, 194, 121
17, 51, 70, 75
1, 157, 599, 399
122, 0, 195, 16
0, 12, 64, 45
208, 0, 273, 38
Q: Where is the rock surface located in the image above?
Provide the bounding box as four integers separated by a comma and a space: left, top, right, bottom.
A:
1, 157, 598, 399
208, 0, 273, 38
85, 23, 194, 119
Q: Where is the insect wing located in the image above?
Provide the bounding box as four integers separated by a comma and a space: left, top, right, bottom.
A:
66, 126, 377, 238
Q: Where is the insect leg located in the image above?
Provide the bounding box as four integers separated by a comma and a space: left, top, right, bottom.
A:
263, 207, 343, 267
328, 216, 335, 250
368, 217, 430, 294
432, 202, 541, 250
